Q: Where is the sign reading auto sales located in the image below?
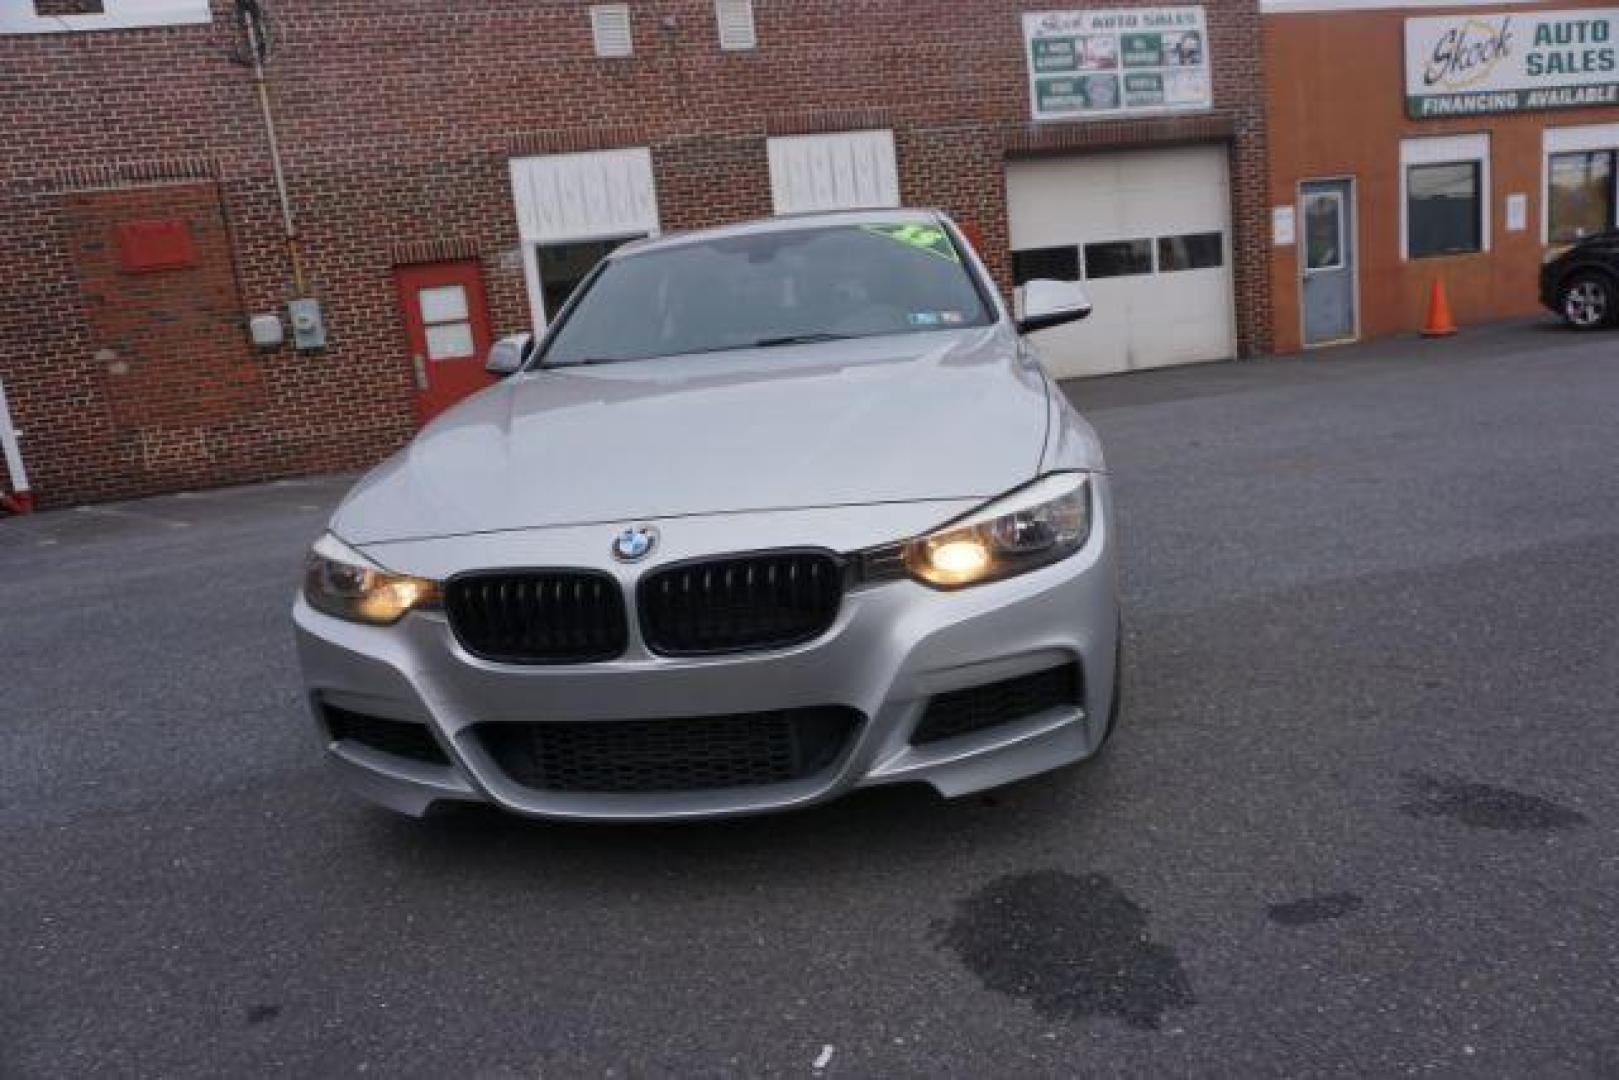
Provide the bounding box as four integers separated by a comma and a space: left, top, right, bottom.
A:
1406, 8, 1619, 117
1024, 7, 1212, 121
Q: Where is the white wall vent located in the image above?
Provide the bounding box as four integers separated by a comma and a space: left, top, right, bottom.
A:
715, 0, 756, 50
589, 4, 633, 58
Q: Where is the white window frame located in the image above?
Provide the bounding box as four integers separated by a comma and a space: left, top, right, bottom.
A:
1542, 123, 1619, 245
1399, 133, 1490, 261
1, 0, 210, 34
417, 285, 477, 362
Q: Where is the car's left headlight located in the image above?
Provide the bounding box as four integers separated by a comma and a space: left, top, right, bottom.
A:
903, 473, 1092, 589
303, 532, 441, 625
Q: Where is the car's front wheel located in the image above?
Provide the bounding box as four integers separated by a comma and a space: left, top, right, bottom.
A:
1561, 271, 1616, 330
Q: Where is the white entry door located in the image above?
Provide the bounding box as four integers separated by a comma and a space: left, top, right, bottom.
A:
1006, 145, 1237, 378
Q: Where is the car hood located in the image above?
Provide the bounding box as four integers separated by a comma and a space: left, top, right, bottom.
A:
332, 327, 1050, 543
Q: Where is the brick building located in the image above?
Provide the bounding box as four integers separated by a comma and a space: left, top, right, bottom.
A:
0, 0, 1268, 508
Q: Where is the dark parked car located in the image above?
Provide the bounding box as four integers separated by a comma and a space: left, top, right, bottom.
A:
1541, 233, 1619, 329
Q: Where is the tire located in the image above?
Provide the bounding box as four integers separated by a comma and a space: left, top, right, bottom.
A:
1560, 270, 1617, 330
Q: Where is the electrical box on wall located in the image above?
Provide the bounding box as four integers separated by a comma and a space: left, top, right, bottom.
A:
288, 298, 326, 351
248, 314, 284, 348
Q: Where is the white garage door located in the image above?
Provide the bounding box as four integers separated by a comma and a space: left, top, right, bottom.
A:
1006, 145, 1236, 378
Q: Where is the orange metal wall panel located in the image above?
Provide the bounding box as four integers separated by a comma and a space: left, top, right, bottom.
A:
1265, 1, 1619, 351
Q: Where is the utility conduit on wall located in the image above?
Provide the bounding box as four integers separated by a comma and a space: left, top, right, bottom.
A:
0, 378, 34, 513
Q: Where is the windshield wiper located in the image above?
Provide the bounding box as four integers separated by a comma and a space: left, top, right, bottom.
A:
749, 332, 857, 348
551, 334, 856, 366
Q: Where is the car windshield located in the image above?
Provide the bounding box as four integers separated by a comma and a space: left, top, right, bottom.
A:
540, 222, 995, 365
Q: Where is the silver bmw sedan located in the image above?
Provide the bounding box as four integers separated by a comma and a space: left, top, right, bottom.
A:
293, 208, 1120, 821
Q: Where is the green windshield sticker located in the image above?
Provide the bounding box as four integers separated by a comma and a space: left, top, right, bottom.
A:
863, 224, 961, 263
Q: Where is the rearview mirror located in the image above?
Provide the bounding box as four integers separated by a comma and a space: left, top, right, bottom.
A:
1016, 279, 1093, 334
486, 332, 533, 377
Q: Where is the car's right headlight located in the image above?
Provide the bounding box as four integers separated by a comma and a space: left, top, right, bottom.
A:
303, 532, 441, 625
902, 473, 1092, 589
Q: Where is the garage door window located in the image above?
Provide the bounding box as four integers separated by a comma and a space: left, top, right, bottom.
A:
1406, 162, 1483, 259
1013, 234, 1225, 283
1012, 246, 1080, 284
1548, 150, 1615, 243
1157, 232, 1224, 272
1084, 239, 1154, 279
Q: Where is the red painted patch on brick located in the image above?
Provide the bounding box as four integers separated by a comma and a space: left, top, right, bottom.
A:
116, 220, 197, 273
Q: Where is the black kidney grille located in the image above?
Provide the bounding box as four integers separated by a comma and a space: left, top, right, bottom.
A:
479, 707, 862, 794
911, 664, 1082, 746
639, 552, 844, 656
445, 571, 628, 664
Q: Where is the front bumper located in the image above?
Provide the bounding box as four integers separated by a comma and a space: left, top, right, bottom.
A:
293, 488, 1120, 821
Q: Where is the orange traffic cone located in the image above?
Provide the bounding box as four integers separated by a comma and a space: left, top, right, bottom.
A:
1421, 278, 1457, 337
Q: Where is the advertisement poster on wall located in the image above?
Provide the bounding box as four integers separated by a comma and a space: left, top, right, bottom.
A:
1406, 8, 1619, 117
1023, 7, 1212, 121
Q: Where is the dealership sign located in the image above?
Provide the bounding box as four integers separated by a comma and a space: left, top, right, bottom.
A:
1406, 8, 1619, 117
1024, 7, 1212, 121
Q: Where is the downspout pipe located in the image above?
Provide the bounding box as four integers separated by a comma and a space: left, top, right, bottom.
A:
0, 377, 33, 514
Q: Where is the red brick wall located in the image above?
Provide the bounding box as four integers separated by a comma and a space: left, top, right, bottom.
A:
0, 0, 1268, 507
64, 184, 268, 466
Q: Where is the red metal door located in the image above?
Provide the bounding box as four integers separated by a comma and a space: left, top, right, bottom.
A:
394, 260, 495, 425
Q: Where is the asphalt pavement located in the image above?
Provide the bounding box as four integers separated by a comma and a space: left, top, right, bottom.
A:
3, 318, 1617, 1076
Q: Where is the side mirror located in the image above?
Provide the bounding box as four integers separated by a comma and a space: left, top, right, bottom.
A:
486, 332, 533, 377
1016, 279, 1093, 334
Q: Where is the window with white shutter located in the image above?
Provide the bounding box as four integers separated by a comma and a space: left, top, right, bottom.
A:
509, 148, 663, 332
589, 4, 633, 58
4, 0, 210, 33
715, 0, 756, 50
767, 130, 901, 215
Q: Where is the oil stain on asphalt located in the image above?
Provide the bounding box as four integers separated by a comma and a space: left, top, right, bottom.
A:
1401, 773, 1588, 831
936, 870, 1194, 1030
1266, 892, 1363, 927
244, 1004, 282, 1025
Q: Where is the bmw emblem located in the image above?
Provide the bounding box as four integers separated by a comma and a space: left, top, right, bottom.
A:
612, 525, 658, 563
